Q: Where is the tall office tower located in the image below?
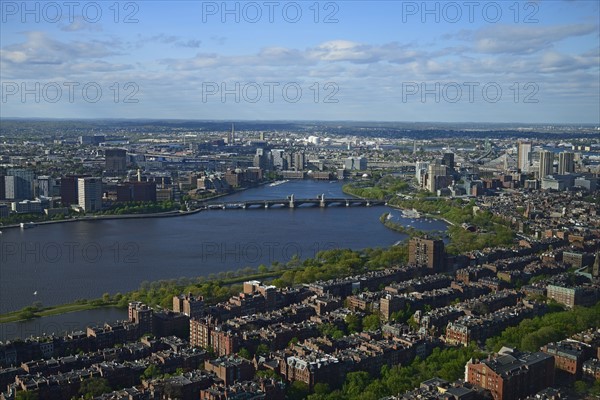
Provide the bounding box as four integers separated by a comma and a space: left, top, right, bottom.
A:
344, 156, 367, 171
271, 149, 287, 170
294, 152, 306, 171
518, 141, 532, 173
253, 148, 272, 170
558, 152, 575, 175
441, 152, 455, 171
60, 175, 89, 205
538, 150, 554, 178
426, 162, 450, 193
78, 177, 103, 212
5, 169, 34, 200
36, 176, 54, 197
409, 237, 445, 271
415, 161, 429, 186
228, 123, 235, 145
105, 148, 127, 175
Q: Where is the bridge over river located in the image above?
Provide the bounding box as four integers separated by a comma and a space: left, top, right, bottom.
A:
201, 194, 386, 210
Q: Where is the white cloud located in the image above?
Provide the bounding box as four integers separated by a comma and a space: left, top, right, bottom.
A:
449, 23, 598, 55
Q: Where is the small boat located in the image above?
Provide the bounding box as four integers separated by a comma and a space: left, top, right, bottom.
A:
386, 213, 393, 220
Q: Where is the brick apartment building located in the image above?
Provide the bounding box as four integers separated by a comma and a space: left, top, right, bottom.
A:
466, 347, 554, 400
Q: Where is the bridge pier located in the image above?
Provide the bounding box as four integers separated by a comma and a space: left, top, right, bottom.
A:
265, 202, 269, 209
346, 200, 350, 207
320, 193, 326, 208
366, 201, 371, 207
289, 194, 295, 208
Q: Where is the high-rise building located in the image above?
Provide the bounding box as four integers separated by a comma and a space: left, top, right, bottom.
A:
415, 161, 429, 186
5, 169, 34, 200
105, 148, 127, 175
36, 176, 54, 197
344, 156, 367, 171
60, 175, 89, 206
228, 123, 235, 145
538, 150, 554, 178
271, 149, 288, 170
426, 163, 450, 193
558, 151, 575, 175
294, 152, 306, 171
0, 175, 5, 200
517, 141, 532, 173
128, 301, 153, 336
441, 152, 455, 171
253, 148, 272, 170
408, 237, 445, 271
78, 177, 103, 212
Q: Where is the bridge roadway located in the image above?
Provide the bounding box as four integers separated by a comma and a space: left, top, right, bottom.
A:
201, 194, 386, 210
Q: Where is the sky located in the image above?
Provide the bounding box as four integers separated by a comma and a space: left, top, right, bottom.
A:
1, 0, 599, 123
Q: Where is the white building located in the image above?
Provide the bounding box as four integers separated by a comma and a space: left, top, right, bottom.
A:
78, 177, 103, 212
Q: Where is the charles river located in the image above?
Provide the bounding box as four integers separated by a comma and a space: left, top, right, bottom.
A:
0, 181, 447, 340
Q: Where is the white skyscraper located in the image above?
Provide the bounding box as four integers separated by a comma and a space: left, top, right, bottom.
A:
78, 177, 103, 212
518, 141, 532, 173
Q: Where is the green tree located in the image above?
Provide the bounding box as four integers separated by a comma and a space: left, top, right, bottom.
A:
238, 348, 251, 359
256, 343, 270, 356
257, 264, 269, 274
343, 371, 372, 398
256, 369, 279, 379
574, 381, 589, 396
363, 314, 381, 331
287, 381, 309, 400
142, 364, 161, 380
15, 392, 39, 400
345, 313, 363, 333
313, 383, 331, 395
79, 377, 111, 399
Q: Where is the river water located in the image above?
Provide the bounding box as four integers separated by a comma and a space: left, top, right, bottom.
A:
0, 181, 447, 339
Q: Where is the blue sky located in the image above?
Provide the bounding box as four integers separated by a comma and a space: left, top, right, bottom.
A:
1, 0, 599, 123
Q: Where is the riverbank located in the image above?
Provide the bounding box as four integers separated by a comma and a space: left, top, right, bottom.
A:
0, 270, 283, 324
0, 185, 268, 231
0, 208, 202, 231
0, 302, 120, 324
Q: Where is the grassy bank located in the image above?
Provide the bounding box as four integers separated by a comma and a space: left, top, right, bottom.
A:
0, 271, 283, 324
0, 302, 116, 324
0, 246, 410, 324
